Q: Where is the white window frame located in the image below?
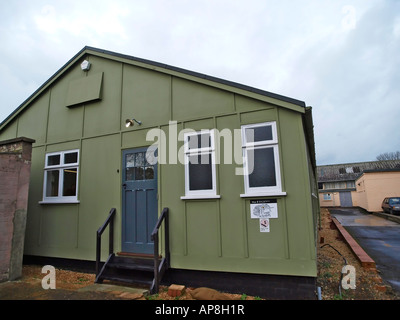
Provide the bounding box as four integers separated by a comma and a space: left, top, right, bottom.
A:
180, 129, 220, 199
240, 122, 286, 197
40, 149, 80, 204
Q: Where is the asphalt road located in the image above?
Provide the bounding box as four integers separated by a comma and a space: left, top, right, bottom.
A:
330, 208, 400, 295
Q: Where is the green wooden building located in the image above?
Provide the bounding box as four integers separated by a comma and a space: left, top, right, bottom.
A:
0, 47, 319, 299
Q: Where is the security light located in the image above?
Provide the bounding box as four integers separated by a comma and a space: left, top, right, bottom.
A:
125, 118, 142, 127
81, 60, 91, 71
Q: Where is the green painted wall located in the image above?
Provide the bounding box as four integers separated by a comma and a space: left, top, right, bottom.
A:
0, 53, 317, 277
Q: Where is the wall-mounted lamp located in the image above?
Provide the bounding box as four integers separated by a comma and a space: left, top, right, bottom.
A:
81, 60, 91, 71
125, 118, 142, 127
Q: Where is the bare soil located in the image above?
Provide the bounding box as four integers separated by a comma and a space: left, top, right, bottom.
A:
0, 265, 260, 300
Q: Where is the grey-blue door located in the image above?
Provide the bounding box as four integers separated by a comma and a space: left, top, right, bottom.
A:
339, 191, 353, 207
122, 148, 158, 254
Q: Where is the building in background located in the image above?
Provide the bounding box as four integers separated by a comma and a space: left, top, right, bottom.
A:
354, 169, 400, 212
318, 160, 400, 210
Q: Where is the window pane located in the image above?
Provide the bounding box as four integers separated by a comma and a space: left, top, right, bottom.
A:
188, 133, 211, 150
126, 154, 135, 168
63, 169, 77, 196
46, 170, 59, 197
188, 154, 212, 190
245, 125, 273, 143
64, 152, 78, 164
347, 181, 355, 188
145, 148, 158, 165
248, 147, 276, 188
135, 152, 145, 166
134, 167, 144, 180
126, 168, 135, 180
336, 182, 346, 189
324, 194, 332, 200
145, 166, 154, 180
47, 154, 60, 166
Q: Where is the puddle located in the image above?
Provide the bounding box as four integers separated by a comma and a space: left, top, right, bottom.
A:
354, 217, 395, 227
332, 212, 398, 227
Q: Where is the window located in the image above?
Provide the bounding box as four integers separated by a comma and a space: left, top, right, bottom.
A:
345, 167, 354, 173
240, 122, 285, 197
41, 150, 79, 203
125, 151, 155, 181
181, 130, 219, 199
323, 193, 332, 200
324, 181, 355, 190
347, 181, 355, 189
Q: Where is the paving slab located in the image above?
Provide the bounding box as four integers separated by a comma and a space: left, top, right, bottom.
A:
78, 283, 148, 297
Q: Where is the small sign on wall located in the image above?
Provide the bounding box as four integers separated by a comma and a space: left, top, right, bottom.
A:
250, 199, 278, 233
259, 218, 270, 232
250, 199, 278, 219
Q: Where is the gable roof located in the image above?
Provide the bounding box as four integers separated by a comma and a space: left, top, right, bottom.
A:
0, 46, 306, 130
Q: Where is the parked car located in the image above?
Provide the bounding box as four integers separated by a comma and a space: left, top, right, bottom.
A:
382, 197, 400, 215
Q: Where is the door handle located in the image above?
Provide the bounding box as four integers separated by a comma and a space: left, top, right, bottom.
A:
122, 183, 127, 189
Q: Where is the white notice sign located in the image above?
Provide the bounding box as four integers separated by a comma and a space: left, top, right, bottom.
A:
260, 218, 270, 232
250, 199, 278, 219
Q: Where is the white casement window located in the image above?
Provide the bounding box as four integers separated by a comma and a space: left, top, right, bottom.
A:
181, 130, 220, 199
240, 122, 285, 197
41, 150, 80, 203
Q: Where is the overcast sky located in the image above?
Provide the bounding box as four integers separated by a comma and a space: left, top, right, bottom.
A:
1, 0, 399, 165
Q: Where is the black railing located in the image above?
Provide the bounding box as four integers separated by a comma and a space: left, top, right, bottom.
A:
95, 208, 116, 279
151, 207, 170, 294
94, 207, 169, 293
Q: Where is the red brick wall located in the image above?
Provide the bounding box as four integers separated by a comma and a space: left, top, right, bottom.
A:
0, 137, 34, 282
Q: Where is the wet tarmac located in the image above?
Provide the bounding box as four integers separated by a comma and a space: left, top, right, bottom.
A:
330, 208, 400, 295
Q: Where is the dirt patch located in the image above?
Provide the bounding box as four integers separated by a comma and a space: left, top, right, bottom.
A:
22, 264, 96, 290
317, 208, 399, 300
0, 265, 261, 300
0, 266, 129, 300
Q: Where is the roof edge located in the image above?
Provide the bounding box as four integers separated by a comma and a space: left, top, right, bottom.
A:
318, 159, 400, 168
1, 46, 306, 130
84, 46, 306, 108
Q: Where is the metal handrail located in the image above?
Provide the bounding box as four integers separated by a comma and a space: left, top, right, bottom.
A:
95, 207, 169, 293
95, 208, 116, 276
151, 207, 169, 294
